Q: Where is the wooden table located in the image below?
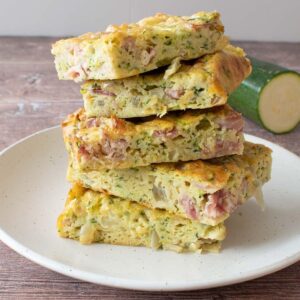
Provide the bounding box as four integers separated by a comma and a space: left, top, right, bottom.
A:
0, 38, 299, 299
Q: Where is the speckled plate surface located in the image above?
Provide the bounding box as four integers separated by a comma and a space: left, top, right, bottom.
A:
0, 126, 299, 291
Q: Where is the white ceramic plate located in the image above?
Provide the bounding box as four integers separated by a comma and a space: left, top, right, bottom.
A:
0, 127, 299, 291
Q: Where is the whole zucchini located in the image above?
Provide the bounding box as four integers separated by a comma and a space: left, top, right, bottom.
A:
229, 57, 300, 134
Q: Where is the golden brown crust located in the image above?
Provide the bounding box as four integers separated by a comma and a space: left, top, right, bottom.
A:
209, 45, 252, 98
62, 105, 238, 139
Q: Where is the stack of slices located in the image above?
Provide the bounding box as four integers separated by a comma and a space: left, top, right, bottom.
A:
52, 11, 272, 253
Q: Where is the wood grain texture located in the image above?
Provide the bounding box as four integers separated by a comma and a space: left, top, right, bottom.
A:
0, 37, 299, 299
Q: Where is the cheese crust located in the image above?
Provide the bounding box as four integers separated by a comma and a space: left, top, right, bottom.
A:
68, 142, 272, 225
62, 105, 244, 170
51, 11, 228, 81
82, 45, 251, 118
57, 184, 226, 253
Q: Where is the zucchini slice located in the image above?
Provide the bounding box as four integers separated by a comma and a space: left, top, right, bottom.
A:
229, 57, 300, 134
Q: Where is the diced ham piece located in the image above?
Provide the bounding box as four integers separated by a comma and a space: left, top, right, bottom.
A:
204, 189, 238, 219
92, 88, 116, 97
180, 194, 198, 220
222, 193, 238, 214
88, 116, 124, 131
215, 140, 241, 155
165, 88, 185, 99
204, 190, 227, 218
86, 118, 100, 128
217, 110, 243, 132
122, 36, 136, 52
101, 137, 128, 161
200, 144, 211, 156
78, 145, 90, 161
66, 65, 87, 81
153, 128, 179, 139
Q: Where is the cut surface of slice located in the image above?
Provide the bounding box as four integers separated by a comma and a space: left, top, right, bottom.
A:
229, 57, 300, 134
82, 45, 251, 118
68, 142, 272, 225
259, 72, 300, 133
62, 105, 244, 170
57, 184, 226, 253
51, 11, 227, 81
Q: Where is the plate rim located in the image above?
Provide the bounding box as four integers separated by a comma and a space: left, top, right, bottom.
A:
0, 126, 299, 291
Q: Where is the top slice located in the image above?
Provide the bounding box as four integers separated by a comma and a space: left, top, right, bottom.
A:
51, 11, 228, 81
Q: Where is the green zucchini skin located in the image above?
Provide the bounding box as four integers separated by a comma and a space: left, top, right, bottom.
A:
228, 57, 299, 133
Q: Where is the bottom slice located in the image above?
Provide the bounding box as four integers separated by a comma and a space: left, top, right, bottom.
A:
57, 184, 226, 253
